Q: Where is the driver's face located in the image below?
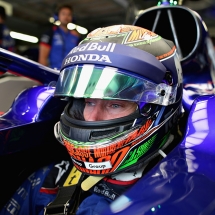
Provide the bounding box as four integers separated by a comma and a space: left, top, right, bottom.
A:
84, 98, 137, 121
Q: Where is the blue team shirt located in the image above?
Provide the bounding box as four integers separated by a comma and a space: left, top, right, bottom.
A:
40, 26, 80, 70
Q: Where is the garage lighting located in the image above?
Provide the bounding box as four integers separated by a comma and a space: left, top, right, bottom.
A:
76, 25, 88, 35
54, 20, 61, 26
49, 17, 55, 23
49, 17, 88, 34
67, 23, 88, 34
10, 31, 39, 43
67, 23, 76, 30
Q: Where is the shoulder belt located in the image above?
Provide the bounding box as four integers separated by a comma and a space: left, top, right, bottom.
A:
44, 166, 84, 215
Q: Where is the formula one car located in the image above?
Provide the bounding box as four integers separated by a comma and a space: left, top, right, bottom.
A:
0, 4, 215, 215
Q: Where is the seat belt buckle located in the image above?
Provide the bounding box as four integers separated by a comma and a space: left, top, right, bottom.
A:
44, 200, 70, 215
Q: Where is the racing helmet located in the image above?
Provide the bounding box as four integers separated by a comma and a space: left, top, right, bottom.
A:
54, 25, 183, 176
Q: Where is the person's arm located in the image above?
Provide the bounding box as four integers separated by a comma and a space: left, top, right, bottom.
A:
38, 44, 50, 66
38, 28, 53, 66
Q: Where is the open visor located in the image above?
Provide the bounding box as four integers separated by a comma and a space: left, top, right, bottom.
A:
54, 64, 177, 105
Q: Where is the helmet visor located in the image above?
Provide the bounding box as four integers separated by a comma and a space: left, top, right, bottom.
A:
54, 64, 177, 105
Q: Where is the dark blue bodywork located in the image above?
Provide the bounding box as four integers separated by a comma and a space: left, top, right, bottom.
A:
0, 5, 215, 214
0, 49, 67, 155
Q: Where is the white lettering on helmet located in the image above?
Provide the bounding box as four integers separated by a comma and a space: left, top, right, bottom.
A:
70, 42, 116, 54
64, 54, 112, 65
84, 161, 112, 170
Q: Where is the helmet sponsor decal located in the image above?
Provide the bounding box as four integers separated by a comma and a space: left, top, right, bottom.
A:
70, 42, 116, 54
123, 28, 157, 44
64, 54, 112, 66
86, 25, 157, 45
118, 134, 157, 170
84, 161, 112, 170
79, 25, 162, 49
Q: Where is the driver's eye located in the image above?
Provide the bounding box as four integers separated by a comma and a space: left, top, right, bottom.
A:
85, 101, 95, 106
111, 104, 121, 108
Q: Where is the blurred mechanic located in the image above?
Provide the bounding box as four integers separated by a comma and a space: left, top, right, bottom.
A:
0, 6, 15, 52
38, 3, 80, 70
0, 25, 183, 215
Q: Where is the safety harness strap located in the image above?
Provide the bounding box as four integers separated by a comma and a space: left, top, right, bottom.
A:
44, 166, 84, 215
